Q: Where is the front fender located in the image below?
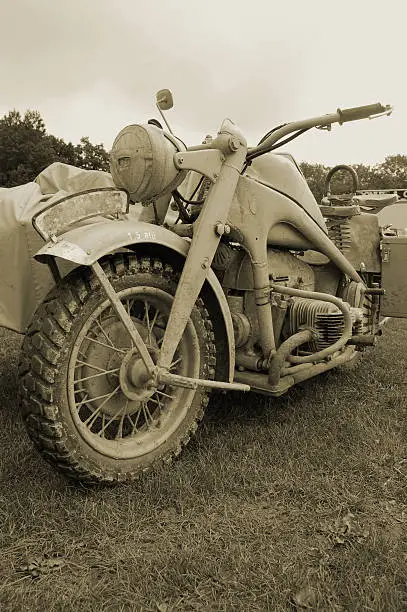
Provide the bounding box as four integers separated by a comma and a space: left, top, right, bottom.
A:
35, 218, 176, 266
35, 218, 235, 381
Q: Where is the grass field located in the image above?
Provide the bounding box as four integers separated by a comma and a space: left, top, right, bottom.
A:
0, 320, 406, 611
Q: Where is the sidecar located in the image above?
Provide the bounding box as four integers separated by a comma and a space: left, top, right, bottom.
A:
0, 163, 118, 333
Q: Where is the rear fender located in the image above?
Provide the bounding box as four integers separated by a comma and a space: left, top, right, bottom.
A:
35, 219, 235, 382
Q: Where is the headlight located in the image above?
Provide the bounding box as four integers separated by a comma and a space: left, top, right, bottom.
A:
110, 124, 186, 203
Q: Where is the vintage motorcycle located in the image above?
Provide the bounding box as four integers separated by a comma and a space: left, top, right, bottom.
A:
17, 91, 404, 484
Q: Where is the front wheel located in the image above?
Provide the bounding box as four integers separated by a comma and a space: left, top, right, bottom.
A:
19, 254, 216, 484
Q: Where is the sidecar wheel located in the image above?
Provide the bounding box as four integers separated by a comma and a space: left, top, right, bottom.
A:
19, 254, 216, 484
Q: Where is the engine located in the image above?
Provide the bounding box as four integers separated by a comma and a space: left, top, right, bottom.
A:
268, 250, 346, 353
285, 297, 344, 353
221, 245, 347, 357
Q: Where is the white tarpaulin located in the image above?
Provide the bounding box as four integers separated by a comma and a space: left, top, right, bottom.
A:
0, 163, 115, 333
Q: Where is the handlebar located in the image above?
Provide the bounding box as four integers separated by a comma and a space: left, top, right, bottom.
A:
337, 103, 390, 124
246, 102, 392, 161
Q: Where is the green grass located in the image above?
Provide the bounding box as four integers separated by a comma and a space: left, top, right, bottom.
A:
0, 320, 406, 611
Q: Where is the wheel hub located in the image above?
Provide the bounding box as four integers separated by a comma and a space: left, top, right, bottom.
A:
119, 347, 158, 401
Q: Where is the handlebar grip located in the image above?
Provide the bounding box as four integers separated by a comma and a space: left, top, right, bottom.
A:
337, 103, 387, 124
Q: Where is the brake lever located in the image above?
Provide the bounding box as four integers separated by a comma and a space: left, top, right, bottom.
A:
369, 105, 393, 120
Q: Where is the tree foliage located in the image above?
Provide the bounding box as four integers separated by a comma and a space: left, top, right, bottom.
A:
0, 109, 109, 187
373, 155, 407, 189
298, 162, 329, 203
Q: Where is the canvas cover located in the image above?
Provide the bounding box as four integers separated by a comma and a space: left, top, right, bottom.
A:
0, 163, 116, 333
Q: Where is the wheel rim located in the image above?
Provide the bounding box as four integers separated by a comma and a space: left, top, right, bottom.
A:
68, 286, 200, 460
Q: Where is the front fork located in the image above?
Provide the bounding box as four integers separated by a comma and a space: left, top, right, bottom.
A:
92, 133, 250, 393
158, 149, 246, 370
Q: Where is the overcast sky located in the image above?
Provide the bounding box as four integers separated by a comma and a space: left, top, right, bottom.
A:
1, 0, 406, 165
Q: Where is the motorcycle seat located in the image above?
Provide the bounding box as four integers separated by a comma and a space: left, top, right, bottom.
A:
353, 193, 398, 210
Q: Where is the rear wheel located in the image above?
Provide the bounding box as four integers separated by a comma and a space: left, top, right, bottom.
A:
19, 254, 216, 484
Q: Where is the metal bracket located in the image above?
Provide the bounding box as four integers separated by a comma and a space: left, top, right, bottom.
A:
174, 149, 224, 183
158, 370, 249, 392
381, 245, 391, 263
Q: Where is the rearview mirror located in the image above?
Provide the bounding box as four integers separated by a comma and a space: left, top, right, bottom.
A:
156, 89, 174, 111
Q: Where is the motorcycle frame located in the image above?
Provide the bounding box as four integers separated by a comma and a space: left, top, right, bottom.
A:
33, 111, 378, 394
158, 119, 364, 372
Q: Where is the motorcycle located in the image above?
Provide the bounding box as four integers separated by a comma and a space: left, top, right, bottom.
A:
17, 91, 403, 484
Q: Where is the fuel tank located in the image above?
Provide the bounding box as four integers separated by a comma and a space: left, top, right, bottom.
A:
246, 153, 327, 232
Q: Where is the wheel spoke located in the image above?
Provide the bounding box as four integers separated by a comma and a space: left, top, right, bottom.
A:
86, 407, 101, 431
148, 308, 160, 341
155, 389, 175, 400
144, 301, 150, 331
125, 298, 134, 316
121, 299, 135, 348
75, 391, 89, 406
84, 336, 126, 354
170, 357, 182, 370
126, 412, 135, 431
101, 414, 106, 438
142, 402, 155, 429
76, 389, 118, 409
75, 368, 120, 384
82, 385, 121, 425
75, 360, 111, 373
141, 402, 150, 429
149, 395, 164, 410
96, 398, 127, 438
130, 404, 142, 434
115, 412, 126, 440
95, 317, 115, 348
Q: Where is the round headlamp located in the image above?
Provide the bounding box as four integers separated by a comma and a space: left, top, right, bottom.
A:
110, 124, 186, 203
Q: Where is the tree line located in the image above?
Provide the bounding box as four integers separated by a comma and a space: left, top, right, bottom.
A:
1, 109, 407, 200
0, 109, 109, 187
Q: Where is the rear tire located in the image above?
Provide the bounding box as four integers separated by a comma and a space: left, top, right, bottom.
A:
19, 253, 216, 484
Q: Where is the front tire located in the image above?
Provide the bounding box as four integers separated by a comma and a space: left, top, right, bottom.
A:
19, 254, 216, 484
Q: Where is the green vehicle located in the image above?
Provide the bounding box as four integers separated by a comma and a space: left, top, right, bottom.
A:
4, 91, 405, 484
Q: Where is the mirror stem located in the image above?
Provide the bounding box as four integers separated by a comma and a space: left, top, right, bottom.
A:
156, 103, 174, 134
